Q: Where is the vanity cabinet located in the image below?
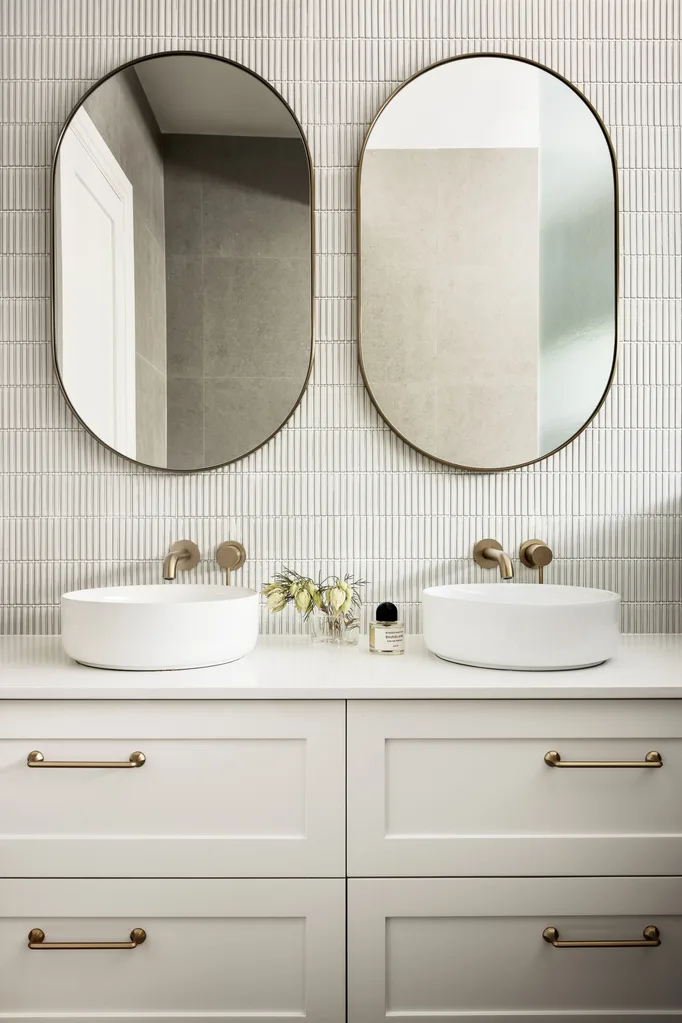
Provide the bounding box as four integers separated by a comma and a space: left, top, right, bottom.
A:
0, 878, 345, 1023
345, 698, 682, 1021
348, 877, 682, 1022
0, 700, 345, 877
1, 636, 681, 1022
347, 699, 682, 877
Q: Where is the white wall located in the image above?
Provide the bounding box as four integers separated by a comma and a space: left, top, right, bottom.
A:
0, 0, 680, 635
367, 56, 539, 150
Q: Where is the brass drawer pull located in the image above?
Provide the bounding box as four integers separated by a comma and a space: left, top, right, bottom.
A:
544, 750, 662, 769
27, 750, 146, 769
543, 925, 660, 949
28, 927, 146, 950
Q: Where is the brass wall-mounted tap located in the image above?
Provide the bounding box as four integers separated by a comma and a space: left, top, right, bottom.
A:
473, 539, 514, 580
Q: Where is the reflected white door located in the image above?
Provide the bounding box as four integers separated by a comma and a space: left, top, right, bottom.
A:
55, 107, 136, 457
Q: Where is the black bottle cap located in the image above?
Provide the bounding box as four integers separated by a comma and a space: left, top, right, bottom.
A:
376, 601, 398, 623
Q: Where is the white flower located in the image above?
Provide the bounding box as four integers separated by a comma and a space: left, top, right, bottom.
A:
294, 588, 312, 614
267, 589, 287, 612
326, 585, 346, 613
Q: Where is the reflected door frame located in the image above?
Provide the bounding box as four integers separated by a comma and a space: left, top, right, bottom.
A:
54, 107, 137, 457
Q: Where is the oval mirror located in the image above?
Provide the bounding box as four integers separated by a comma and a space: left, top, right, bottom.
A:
53, 52, 313, 471
358, 54, 617, 470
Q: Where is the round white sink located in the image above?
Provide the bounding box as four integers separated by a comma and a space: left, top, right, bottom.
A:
61, 585, 259, 670
422, 584, 620, 670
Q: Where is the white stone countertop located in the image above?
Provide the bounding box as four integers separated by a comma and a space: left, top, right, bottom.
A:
0, 634, 680, 700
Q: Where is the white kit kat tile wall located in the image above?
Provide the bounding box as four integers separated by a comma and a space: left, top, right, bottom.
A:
0, 0, 680, 635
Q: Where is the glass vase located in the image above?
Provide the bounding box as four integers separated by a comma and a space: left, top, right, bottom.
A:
309, 612, 359, 646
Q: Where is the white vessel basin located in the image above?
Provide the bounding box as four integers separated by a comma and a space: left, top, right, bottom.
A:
61, 585, 259, 670
422, 584, 620, 670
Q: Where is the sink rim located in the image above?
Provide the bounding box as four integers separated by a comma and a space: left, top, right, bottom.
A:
423, 583, 620, 608
62, 583, 259, 606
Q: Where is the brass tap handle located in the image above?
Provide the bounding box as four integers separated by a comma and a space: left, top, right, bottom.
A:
544, 750, 662, 769
519, 539, 553, 583
27, 750, 146, 769
28, 927, 146, 950
216, 541, 247, 585
543, 925, 660, 949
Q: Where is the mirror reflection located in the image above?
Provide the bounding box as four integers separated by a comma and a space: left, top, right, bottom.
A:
54, 53, 312, 470
359, 54, 617, 470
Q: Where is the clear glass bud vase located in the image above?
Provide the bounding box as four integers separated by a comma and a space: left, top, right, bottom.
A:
309, 611, 359, 646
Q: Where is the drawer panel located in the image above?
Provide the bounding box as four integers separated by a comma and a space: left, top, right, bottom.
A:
0, 700, 345, 877
347, 700, 682, 876
348, 876, 682, 1022
0, 878, 345, 1022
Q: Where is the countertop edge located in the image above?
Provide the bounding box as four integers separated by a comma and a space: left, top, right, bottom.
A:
0, 686, 680, 700
1, 634, 680, 700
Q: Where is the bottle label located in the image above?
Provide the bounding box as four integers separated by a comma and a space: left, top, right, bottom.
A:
371, 623, 405, 653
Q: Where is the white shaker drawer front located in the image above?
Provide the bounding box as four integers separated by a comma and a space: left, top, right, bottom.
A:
347, 700, 682, 876
0, 700, 345, 877
348, 876, 682, 1023
0, 878, 345, 1023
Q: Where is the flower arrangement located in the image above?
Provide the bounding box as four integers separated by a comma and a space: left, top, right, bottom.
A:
263, 568, 366, 644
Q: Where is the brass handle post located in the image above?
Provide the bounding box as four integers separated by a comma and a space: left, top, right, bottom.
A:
27, 750, 146, 769
544, 750, 662, 769
28, 927, 146, 950
216, 541, 247, 585
543, 925, 660, 949
519, 539, 553, 583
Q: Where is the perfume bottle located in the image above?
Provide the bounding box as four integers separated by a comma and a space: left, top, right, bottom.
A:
369, 601, 405, 655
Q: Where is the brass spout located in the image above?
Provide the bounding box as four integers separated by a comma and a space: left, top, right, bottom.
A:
162, 540, 200, 581
162, 550, 182, 581
473, 539, 514, 580
483, 546, 514, 580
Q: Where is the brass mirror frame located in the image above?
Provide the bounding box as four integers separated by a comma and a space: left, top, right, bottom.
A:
357, 51, 619, 472
51, 49, 315, 473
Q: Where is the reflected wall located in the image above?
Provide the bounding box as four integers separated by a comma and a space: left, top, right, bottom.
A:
359, 55, 617, 471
